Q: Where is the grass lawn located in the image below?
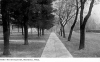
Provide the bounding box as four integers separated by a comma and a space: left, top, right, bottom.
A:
0, 31, 50, 58
57, 31, 100, 58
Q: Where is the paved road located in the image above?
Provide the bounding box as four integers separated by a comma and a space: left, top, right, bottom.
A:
41, 32, 73, 58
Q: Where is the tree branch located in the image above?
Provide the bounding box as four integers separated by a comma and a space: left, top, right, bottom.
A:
83, 0, 94, 26
64, 13, 76, 26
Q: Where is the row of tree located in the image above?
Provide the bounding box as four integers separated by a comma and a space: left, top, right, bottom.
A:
55, 0, 95, 50
1, 0, 55, 55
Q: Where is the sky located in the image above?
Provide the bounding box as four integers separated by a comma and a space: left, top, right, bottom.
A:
53, 0, 100, 24
92, 4, 100, 24
85, 1, 100, 24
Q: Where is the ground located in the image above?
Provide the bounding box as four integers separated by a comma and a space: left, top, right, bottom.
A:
57, 31, 100, 57
0, 27, 100, 58
0, 28, 50, 57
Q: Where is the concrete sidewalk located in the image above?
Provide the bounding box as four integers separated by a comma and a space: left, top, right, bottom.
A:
41, 32, 73, 58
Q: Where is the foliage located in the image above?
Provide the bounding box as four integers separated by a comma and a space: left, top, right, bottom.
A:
0, 0, 55, 29
28, 0, 55, 29
55, 0, 76, 27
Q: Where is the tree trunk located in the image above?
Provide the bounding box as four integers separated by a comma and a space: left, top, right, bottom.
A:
24, 17, 28, 45
22, 25, 24, 35
68, 14, 78, 41
68, 2, 79, 41
1, 0, 10, 55
60, 28, 62, 36
79, 0, 94, 50
3, 21, 10, 55
79, 26, 85, 50
2, 14, 10, 55
79, 1, 85, 50
3, 29, 10, 55
40, 28, 42, 36
62, 26, 66, 38
42, 28, 44, 35
37, 27, 40, 37
68, 28, 73, 41
8, 21, 10, 36
24, 24, 28, 45
3, 30, 10, 55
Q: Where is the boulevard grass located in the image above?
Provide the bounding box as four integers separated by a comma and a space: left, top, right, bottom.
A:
57, 31, 100, 57
0, 31, 50, 57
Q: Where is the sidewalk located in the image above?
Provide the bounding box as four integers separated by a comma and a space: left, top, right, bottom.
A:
41, 32, 73, 58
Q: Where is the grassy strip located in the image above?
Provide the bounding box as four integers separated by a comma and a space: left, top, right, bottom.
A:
56, 32, 100, 57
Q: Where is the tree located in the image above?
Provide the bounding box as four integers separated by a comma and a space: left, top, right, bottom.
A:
79, 0, 94, 50
1, 0, 10, 55
29, 0, 54, 36
18, 0, 31, 45
1, 0, 32, 55
7, 0, 31, 45
68, 0, 80, 41
55, 0, 76, 38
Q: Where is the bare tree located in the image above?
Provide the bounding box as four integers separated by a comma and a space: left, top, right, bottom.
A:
55, 0, 76, 38
79, 0, 94, 50
68, 0, 80, 41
